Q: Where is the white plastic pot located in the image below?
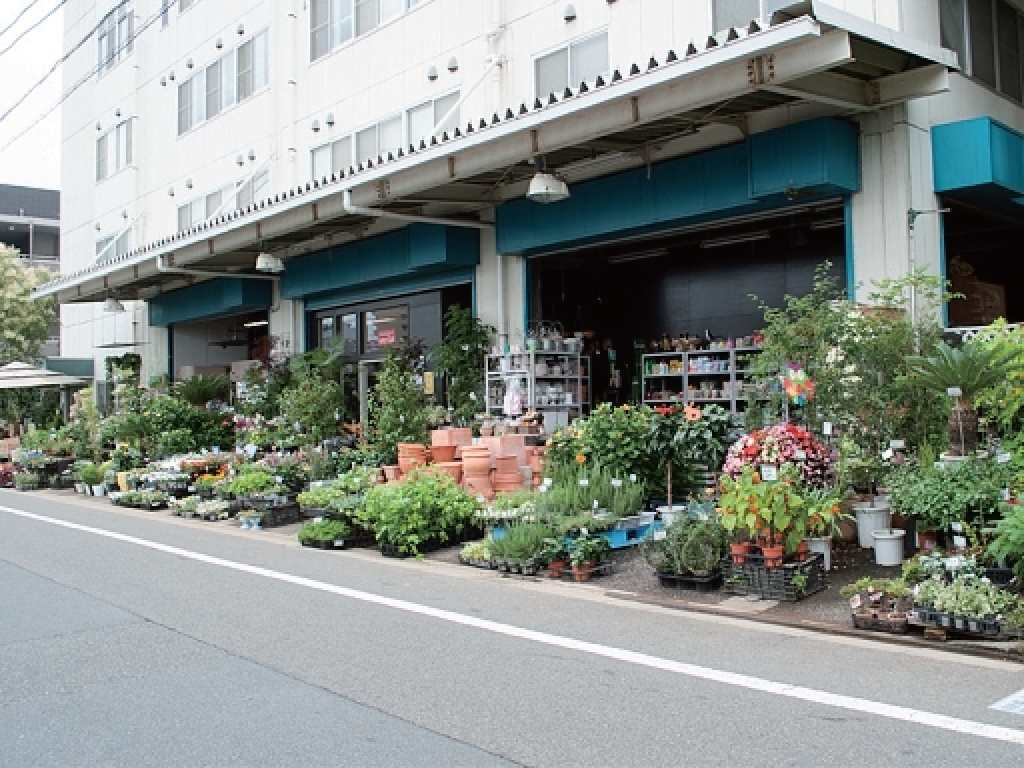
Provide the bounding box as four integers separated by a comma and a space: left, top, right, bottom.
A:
807, 536, 831, 571
854, 503, 891, 548
873, 529, 905, 566
91, 485, 106, 497
657, 505, 687, 527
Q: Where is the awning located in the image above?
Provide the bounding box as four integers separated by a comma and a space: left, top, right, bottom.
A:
0, 362, 85, 389
933, 117, 1024, 220
34, 7, 954, 306
148, 277, 273, 327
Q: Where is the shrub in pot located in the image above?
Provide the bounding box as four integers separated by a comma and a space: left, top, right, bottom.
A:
14, 471, 40, 490
298, 519, 350, 546
568, 536, 610, 581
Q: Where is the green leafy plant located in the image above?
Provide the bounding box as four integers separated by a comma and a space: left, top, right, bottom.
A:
988, 503, 1024, 579
644, 516, 729, 575
716, 465, 805, 549
569, 536, 610, 567
78, 462, 105, 486
368, 348, 429, 465
298, 519, 351, 544
173, 374, 231, 407
488, 523, 553, 563
13, 471, 40, 488
887, 458, 1008, 532
430, 305, 493, 428
907, 340, 1020, 456
360, 469, 476, 555
227, 469, 278, 497
278, 376, 343, 446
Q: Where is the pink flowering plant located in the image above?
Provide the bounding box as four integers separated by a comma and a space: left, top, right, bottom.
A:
723, 423, 835, 488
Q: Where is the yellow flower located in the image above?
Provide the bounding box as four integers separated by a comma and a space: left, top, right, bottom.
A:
575, 453, 587, 464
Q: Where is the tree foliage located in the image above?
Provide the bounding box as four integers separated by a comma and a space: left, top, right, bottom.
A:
0, 244, 57, 365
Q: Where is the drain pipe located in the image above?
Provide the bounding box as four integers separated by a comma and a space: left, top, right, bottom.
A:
342, 189, 493, 230
156, 253, 280, 281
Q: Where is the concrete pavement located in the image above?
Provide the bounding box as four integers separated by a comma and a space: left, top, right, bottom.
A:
2, 489, 1024, 766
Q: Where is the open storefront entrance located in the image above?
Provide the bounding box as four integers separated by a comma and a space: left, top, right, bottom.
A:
528, 202, 847, 408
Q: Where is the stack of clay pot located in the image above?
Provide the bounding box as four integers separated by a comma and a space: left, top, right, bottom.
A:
527, 446, 546, 489
429, 443, 463, 484
460, 445, 494, 499
492, 455, 524, 494
397, 443, 428, 476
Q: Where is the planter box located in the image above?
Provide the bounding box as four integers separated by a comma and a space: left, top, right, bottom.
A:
722, 553, 825, 602
984, 567, 1015, 586
458, 556, 497, 570
852, 612, 909, 634
600, 524, 654, 549
301, 539, 346, 550
915, 607, 1009, 637
656, 571, 723, 593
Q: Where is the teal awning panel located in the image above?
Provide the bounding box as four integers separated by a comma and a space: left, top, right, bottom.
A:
148, 278, 272, 327
281, 223, 479, 301
43, 357, 94, 378
933, 118, 1024, 217
496, 117, 860, 256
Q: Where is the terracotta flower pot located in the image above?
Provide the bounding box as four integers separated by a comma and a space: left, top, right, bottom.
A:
730, 542, 751, 564
572, 561, 595, 582
431, 445, 458, 463
548, 560, 566, 579
761, 545, 785, 568
435, 462, 463, 484
795, 539, 810, 562
917, 530, 940, 551
495, 455, 519, 474
462, 457, 492, 477
383, 465, 401, 483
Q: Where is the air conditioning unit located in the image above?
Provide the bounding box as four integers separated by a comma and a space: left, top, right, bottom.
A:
255, 252, 285, 273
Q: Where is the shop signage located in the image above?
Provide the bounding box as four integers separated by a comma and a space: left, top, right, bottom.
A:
377, 329, 397, 345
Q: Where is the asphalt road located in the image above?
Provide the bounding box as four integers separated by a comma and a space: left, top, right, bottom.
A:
2, 489, 1024, 767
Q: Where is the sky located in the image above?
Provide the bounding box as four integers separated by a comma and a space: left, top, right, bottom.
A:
0, 1, 63, 191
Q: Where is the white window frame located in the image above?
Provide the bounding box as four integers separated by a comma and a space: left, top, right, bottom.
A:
95, 229, 133, 263
942, 0, 1024, 103
310, 0, 427, 62
533, 30, 610, 99
98, 1, 134, 75
406, 90, 460, 148
96, 118, 134, 182
709, 0, 766, 34
177, 29, 268, 136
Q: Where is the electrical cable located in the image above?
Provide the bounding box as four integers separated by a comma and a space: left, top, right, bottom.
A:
0, 0, 66, 59
0, 0, 163, 152
0, 0, 44, 41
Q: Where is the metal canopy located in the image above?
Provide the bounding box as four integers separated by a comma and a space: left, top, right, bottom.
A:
35, 9, 954, 306
0, 362, 85, 389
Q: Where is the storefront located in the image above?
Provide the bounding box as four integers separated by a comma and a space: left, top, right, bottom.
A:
495, 117, 859, 412
282, 222, 479, 421
148, 278, 273, 381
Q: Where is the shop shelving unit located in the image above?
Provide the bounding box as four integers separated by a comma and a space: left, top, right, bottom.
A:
485, 351, 586, 431
641, 347, 764, 415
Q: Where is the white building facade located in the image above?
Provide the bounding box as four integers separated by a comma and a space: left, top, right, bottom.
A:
41, 0, 1024, 409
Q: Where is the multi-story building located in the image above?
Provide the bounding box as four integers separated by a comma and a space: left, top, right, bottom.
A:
1, 183, 62, 360
36, 1, 1024, 419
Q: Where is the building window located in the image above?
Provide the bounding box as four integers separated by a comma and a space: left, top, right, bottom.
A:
236, 169, 269, 209
96, 119, 133, 182
177, 172, 269, 230
407, 91, 459, 146
95, 230, 132, 263
179, 0, 196, 11
311, 136, 353, 179
535, 32, 609, 97
944, 0, 1024, 102
362, 305, 409, 354
712, 0, 763, 32
98, 2, 134, 74
178, 31, 267, 135
310, 0, 423, 61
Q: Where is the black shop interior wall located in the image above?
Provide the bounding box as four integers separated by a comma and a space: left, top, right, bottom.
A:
530, 235, 846, 393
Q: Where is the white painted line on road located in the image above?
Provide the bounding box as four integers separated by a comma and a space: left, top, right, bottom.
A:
991, 689, 1024, 716
5, 504, 1024, 746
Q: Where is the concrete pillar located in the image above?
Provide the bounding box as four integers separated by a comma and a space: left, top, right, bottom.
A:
476, 217, 525, 347
851, 104, 942, 317
269, 281, 302, 357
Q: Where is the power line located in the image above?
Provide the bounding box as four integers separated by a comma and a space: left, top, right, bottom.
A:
0, 0, 66, 59
1, 1, 173, 155
0, 0, 44, 41
0, 0, 130, 127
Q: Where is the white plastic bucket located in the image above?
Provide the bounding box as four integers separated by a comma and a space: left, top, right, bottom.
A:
873, 529, 905, 566
855, 504, 891, 548
807, 537, 831, 571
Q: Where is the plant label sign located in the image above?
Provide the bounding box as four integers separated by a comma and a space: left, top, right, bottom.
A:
653, 529, 668, 541
822, 421, 832, 436
760, 465, 778, 482
611, 478, 623, 488
998, 452, 1013, 464
952, 535, 968, 549
890, 439, 905, 450
794, 450, 807, 461
950, 522, 963, 533
579, 478, 589, 487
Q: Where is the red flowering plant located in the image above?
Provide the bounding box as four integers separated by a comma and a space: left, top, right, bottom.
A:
722, 423, 835, 489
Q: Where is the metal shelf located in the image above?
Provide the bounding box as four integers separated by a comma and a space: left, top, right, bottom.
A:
641, 347, 763, 415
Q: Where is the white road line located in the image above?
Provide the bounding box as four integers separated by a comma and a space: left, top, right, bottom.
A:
5, 504, 1024, 746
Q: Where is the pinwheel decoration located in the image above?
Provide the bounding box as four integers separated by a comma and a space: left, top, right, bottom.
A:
783, 364, 815, 407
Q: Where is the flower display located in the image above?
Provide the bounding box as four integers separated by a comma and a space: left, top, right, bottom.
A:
723, 423, 835, 488
783, 364, 815, 406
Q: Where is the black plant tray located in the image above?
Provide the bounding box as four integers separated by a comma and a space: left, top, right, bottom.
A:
912, 607, 1006, 637
494, 558, 542, 576
302, 539, 347, 550
459, 556, 498, 570
722, 553, 825, 602
379, 539, 443, 558
984, 567, 1015, 587
656, 571, 723, 593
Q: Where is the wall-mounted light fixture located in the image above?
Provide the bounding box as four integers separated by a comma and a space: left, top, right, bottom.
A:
185, 178, 193, 189
563, 3, 577, 21
427, 65, 438, 81
237, 24, 244, 35
168, 70, 175, 81
186, 58, 193, 69
114, 108, 121, 117
236, 155, 245, 166
447, 56, 459, 73
168, 187, 175, 197
311, 119, 321, 132
325, 112, 335, 127
215, 38, 223, 49
248, 149, 256, 161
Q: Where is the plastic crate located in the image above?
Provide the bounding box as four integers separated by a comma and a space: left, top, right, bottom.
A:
656, 571, 723, 593
600, 524, 653, 549
722, 553, 825, 602
852, 612, 910, 634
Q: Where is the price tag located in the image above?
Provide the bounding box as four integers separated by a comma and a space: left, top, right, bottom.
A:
476, 494, 487, 503
579, 478, 589, 487
629, 474, 637, 483
890, 439, 906, 450
998, 452, 1013, 464
313, 517, 323, 524
951, 522, 963, 533
539, 486, 548, 494
822, 422, 833, 436
794, 450, 807, 461
653, 530, 668, 541
760, 465, 778, 482
543, 477, 553, 486
611, 478, 623, 488
580, 527, 589, 536
882, 448, 894, 461
334, 540, 345, 547
952, 535, 968, 550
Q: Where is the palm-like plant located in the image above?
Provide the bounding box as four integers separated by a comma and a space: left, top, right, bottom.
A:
174, 374, 230, 408
906, 341, 1019, 455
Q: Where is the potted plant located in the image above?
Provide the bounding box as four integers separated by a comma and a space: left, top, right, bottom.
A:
802, 486, 850, 571
78, 462, 106, 496
13, 470, 40, 491
540, 537, 569, 578
988, 502, 1024, 581
568, 536, 610, 582
298, 519, 351, 549
906, 340, 1019, 457
718, 465, 804, 566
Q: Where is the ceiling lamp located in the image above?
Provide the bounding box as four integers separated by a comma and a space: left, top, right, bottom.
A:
103, 296, 125, 313
255, 252, 285, 273
526, 156, 569, 204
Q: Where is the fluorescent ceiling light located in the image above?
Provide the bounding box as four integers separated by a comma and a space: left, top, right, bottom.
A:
243, 320, 269, 328
102, 297, 125, 313
607, 249, 667, 264
809, 218, 845, 231
699, 231, 770, 249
